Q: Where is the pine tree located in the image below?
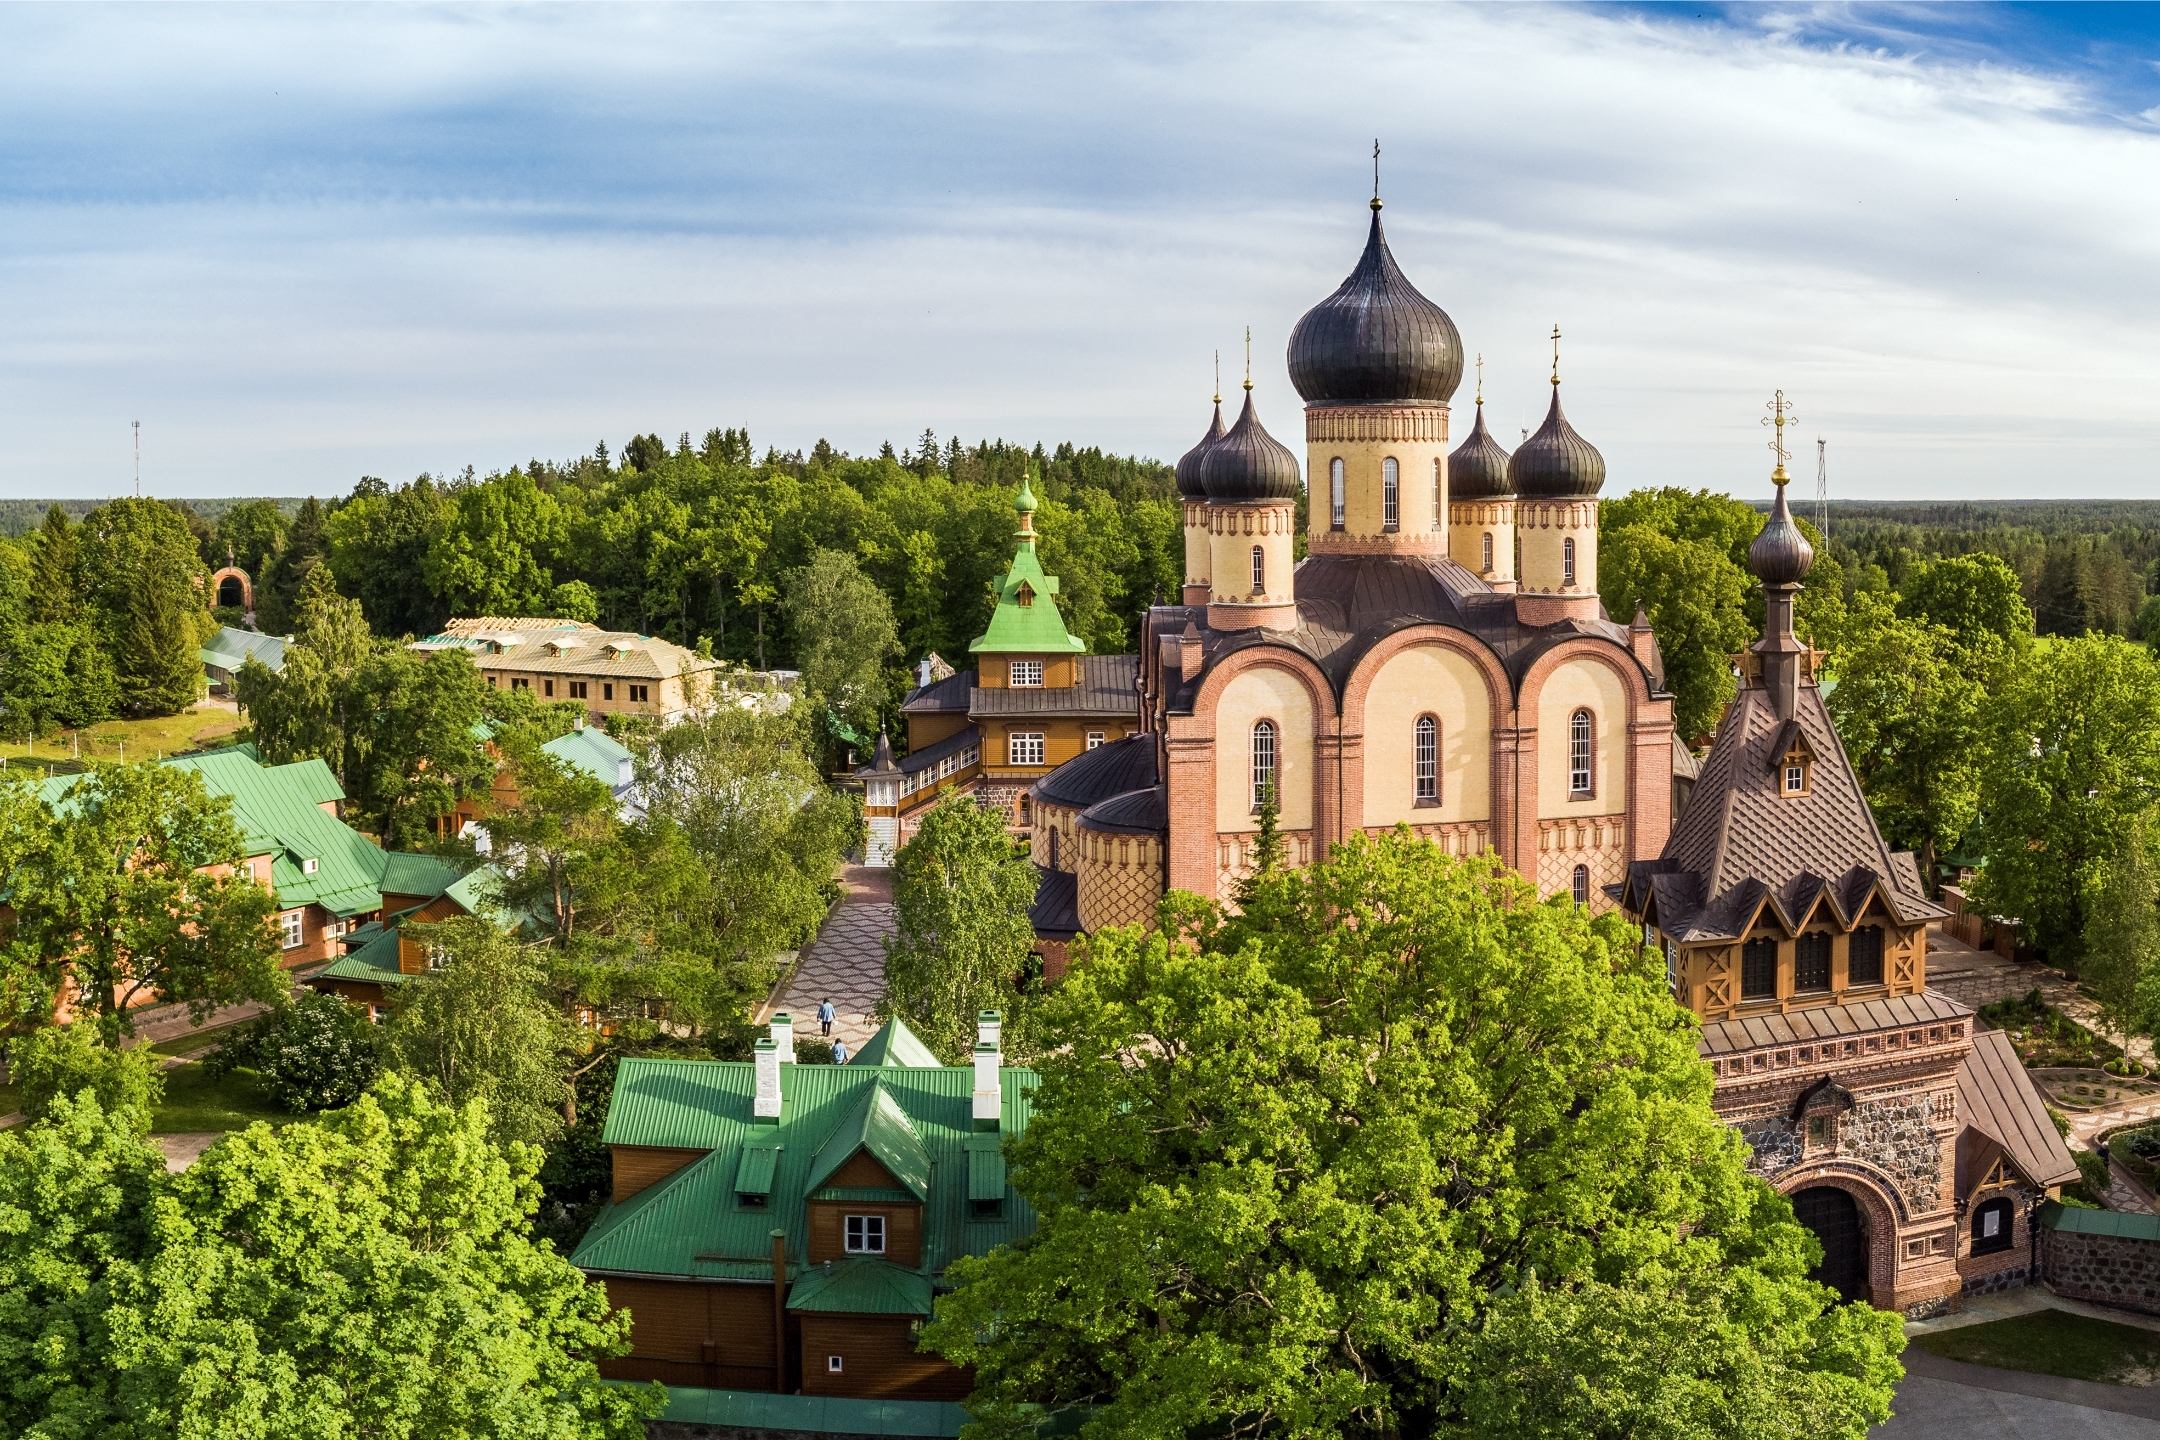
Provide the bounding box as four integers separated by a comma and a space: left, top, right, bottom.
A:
1234, 779, 1287, 913
117, 577, 201, 717
27, 505, 76, 625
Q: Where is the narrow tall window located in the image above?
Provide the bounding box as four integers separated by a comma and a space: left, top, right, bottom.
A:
1562, 536, 1577, 587
1329, 458, 1346, 530
1568, 709, 1594, 796
1414, 715, 1439, 802
1571, 864, 1590, 906
1849, 926, 1885, 986
1250, 720, 1277, 812
1433, 458, 1444, 526
1250, 545, 1266, 595
1381, 458, 1400, 532
1795, 932, 1832, 991
1741, 937, 1778, 1000
1481, 532, 1494, 574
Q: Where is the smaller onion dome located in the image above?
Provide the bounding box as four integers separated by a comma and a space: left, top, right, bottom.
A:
1447, 398, 1512, 501
1508, 385, 1605, 499
1175, 399, 1226, 500
1749, 479, 1814, 585
1200, 389, 1303, 504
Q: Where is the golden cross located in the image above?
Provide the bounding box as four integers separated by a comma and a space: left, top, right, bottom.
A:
1213, 349, 1221, 405
1550, 324, 1562, 386
1763, 390, 1796, 475
1373, 138, 1381, 201
1475, 352, 1484, 407
1243, 325, 1253, 392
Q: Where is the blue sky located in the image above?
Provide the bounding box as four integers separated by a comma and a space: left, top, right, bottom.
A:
3, 2, 2158, 500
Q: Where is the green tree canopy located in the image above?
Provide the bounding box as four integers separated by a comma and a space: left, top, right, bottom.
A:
881, 795, 1042, 1062
73, 498, 207, 718
0, 1078, 659, 1439
1597, 521, 1751, 740
1897, 553, 2034, 648
927, 836, 1903, 1439
780, 548, 901, 745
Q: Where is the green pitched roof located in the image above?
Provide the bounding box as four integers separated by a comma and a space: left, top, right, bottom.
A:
651, 1387, 968, 1437
541, 725, 635, 790
380, 851, 469, 901
786, 1259, 934, 1316
803, 1082, 932, 1201
852, 1016, 944, 1069
316, 925, 408, 988
970, 486, 1084, 657
199, 626, 288, 674
572, 1056, 1035, 1284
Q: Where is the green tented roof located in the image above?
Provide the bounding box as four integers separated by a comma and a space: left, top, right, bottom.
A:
316, 925, 407, 987
970, 521, 1084, 656
786, 1259, 934, 1316
802, 1082, 932, 1202
852, 1016, 944, 1069
380, 851, 469, 901
573, 1056, 1035, 1284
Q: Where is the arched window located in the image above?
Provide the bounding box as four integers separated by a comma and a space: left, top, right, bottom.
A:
1571, 864, 1590, 906
1432, 458, 1444, 525
1414, 715, 1439, 802
1250, 720, 1277, 812
1381, 457, 1400, 532
1049, 827, 1061, 869
1568, 708, 1594, 796
1514, 533, 1522, 577
1250, 545, 1266, 595
1481, 532, 1494, 574
1329, 458, 1346, 530
1017, 794, 1031, 826
1970, 1196, 2015, 1256
1562, 535, 1577, 587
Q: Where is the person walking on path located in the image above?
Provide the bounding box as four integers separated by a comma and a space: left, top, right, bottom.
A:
832, 1039, 850, 1065
817, 999, 836, 1037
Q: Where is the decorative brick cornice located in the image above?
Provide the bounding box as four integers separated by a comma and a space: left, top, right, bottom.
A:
1305, 530, 1447, 558
1304, 404, 1450, 444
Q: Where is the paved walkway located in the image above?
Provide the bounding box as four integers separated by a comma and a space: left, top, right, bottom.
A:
759, 866, 895, 1051
1877, 1363, 2160, 1437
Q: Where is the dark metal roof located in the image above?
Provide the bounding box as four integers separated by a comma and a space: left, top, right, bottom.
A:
900, 668, 973, 714
1287, 205, 1463, 406
1199, 390, 1302, 504
1077, 785, 1167, 836
894, 724, 980, 777
1447, 401, 1513, 501
1695, 989, 1968, 1057
966, 655, 1138, 719
1622, 678, 1946, 942
1749, 481, 1815, 585
1156, 554, 1643, 715
1034, 733, 1157, 812
1028, 866, 1080, 939
1175, 401, 1225, 500
1957, 1029, 2080, 1191
1508, 386, 1605, 499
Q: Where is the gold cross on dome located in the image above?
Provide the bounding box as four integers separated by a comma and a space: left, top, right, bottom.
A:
1763, 390, 1797, 476
1550, 324, 1562, 386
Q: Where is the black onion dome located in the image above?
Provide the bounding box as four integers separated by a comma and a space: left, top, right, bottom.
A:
1508, 387, 1606, 499
1287, 207, 1464, 406
1174, 401, 1225, 500
1447, 401, 1513, 501
1200, 391, 1303, 503
1749, 481, 1814, 585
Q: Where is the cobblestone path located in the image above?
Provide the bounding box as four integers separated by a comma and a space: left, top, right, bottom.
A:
760, 865, 895, 1051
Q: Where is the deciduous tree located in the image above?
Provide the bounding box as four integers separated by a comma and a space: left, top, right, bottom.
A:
881, 795, 1037, 1061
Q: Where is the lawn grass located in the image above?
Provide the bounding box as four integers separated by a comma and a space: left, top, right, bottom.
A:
0, 704, 244, 777
149, 1024, 242, 1059
150, 1063, 288, 1134
1915, 1309, 2160, 1386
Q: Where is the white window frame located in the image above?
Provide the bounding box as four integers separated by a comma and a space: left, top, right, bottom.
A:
1250, 719, 1277, 812
1784, 762, 1806, 794
1250, 545, 1265, 595
1008, 732, 1045, 767
844, 1213, 887, 1255
1381, 457, 1400, 532
827, 1355, 845, 1374
1569, 709, 1594, 797
279, 910, 304, 951
1085, 731, 1106, 750
1414, 715, 1439, 803
1571, 864, 1590, 906
1009, 659, 1043, 687
1481, 532, 1494, 574
1433, 458, 1444, 526
1562, 536, 1577, 588
1329, 458, 1346, 530
425, 944, 449, 971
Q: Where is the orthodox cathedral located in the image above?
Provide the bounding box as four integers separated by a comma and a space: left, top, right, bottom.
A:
863, 182, 2078, 1313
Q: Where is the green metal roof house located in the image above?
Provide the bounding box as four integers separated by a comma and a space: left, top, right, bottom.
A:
572, 1011, 1033, 1413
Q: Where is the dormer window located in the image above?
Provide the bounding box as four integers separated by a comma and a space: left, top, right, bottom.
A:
302, 857, 318, 875
843, 1214, 886, 1255
1009, 659, 1042, 687
1014, 581, 1035, 608
1782, 761, 1809, 795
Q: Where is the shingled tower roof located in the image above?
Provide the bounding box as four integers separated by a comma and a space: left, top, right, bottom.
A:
1618, 430, 1943, 942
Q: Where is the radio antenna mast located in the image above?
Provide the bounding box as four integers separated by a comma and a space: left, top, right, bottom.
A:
133, 420, 141, 497
1815, 436, 1828, 543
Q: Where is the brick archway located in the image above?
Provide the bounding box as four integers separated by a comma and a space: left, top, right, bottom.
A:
209, 565, 253, 613
1776, 1163, 1905, 1308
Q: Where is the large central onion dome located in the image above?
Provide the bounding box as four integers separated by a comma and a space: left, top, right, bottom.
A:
1174, 398, 1225, 500
1508, 385, 1606, 499
1447, 397, 1512, 500
1287, 201, 1464, 406
1749, 478, 1814, 585
1200, 389, 1302, 503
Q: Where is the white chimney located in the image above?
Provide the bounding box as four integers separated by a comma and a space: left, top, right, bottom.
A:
770, 1013, 795, 1064
972, 1042, 1001, 1131
977, 1009, 1002, 1051
753, 1038, 783, 1123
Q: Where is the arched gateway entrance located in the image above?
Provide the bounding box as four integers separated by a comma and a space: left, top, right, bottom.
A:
1790, 1186, 1869, 1302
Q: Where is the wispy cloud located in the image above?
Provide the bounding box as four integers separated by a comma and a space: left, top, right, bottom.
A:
2, 2, 2158, 500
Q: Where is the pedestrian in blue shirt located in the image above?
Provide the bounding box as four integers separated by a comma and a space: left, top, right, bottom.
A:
817, 998, 837, 1037
832, 1038, 850, 1065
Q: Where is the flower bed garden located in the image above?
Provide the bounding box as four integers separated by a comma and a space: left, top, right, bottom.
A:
1980, 989, 2125, 1068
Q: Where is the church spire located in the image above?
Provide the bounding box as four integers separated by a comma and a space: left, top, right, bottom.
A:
1748, 391, 1815, 720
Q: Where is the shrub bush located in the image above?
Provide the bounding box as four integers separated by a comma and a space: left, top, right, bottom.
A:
210, 992, 382, 1112
8, 1022, 164, 1124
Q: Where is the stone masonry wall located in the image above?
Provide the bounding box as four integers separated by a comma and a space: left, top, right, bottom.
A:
1737, 1115, 1801, 1177
2041, 1226, 2160, 1316
1837, 1098, 1942, 1213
